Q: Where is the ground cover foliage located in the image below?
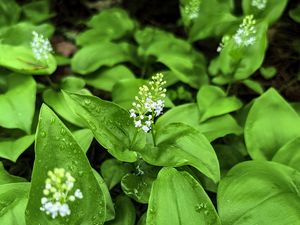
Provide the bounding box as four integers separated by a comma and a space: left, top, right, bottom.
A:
0, 0, 300, 224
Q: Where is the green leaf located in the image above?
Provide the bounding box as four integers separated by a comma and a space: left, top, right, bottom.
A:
0, 182, 30, 225
93, 170, 115, 222
106, 195, 136, 225
242, 0, 288, 25
156, 103, 242, 142
0, 162, 27, 184
218, 161, 300, 225
0, 135, 34, 162
209, 21, 268, 81
71, 42, 137, 75
84, 65, 135, 92
22, 0, 54, 23
0, 0, 21, 26
245, 88, 300, 160
77, 8, 135, 46
72, 129, 94, 153
260, 66, 277, 79
60, 76, 86, 92
121, 163, 159, 203
0, 74, 36, 133
63, 92, 146, 162
272, 137, 300, 171
100, 159, 133, 190
242, 79, 264, 94
289, 3, 300, 23
187, 0, 237, 42
0, 44, 56, 75
140, 123, 220, 183
197, 85, 243, 122
0, 22, 54, 46
147, 167, 221, 225
25, 104, 106, 225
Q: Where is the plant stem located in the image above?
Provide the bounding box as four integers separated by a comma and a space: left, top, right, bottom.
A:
151, 125, 156, 146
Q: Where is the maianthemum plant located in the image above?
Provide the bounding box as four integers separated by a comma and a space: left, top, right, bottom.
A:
0, 0, 300, 225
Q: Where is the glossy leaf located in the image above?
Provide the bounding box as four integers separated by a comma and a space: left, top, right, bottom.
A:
139, 123, 220, 183
63, 92, 145, 162
0, 182, 30, 225
272, 137, 300, 171
0, 135, 34, 162
245, 88, 300, 160
25, 104, 106, 225
0, 0, 21, 26
197, 85, 243, 122
106, 195, 136, 225
101, 159, 133, 190
71, 42, 137, 75
0, 74, 36, 133
0, 162, 26, 184
147, 167, 221, 225
218, 161, 300, 225
72, 129, 94, 153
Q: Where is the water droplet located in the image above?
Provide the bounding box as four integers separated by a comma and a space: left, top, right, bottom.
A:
149, 207, 156, 214
78, 170, 83, 177
40, 131, 46, 137
50, 118, 55, 124
204, 210, 209, 215
84, 99, 91, 105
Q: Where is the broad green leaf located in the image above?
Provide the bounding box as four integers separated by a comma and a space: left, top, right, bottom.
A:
0, 135, 34, 162
0, 162, 26, 184
43, 89, 86, 127
84, 65, 135, 92
272, 137, 300, 171
106, 195, 136, 225
0, 182, 30, 225
0, 44, 56, 75
137, 213, 146, 225
25, 104, 106, 225
245, 88, 300, 160
72, 129, 94, 153
0, 22, 54, 46
93, 170, 115, 222
197, 85, 243, 122
0, 74, 36, 133
101, 159, 133, 190
156, 103, 242, 142
22, 0, 54, 23
71, 42, 137, 75
242, 79, 264, 94
187, 0, 237, 42
139, 123, 220, 183
242, 0, 288, 25
0, 0, 21, 26
121, 163, 159, 203
63, 92, 146, 162
147, 167, 221, 225
218, 161, 300, 225
60, 76, 86, 91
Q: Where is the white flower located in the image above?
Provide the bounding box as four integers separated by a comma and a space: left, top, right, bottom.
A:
31, 31, 53, 61
129, 73, 167, 133
251, 0, 267, 10
233, 15, 257, 48
40, 168, 83, 219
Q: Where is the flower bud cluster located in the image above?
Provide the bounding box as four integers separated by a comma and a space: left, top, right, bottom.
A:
184, 0, 201, 19
233, 15, 257, 47
40, 168, 83, 219
251, 0, 267, 10
130, 73, 166, 133
31, 31, 53, 61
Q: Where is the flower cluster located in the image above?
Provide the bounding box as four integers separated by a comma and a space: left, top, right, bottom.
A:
31, 31, 53, 61
233, 15, 257, 47
251, 0, 267, 10
130, 73, 166, 133
184, 0, 201, 19
40, 168, 83, 219
217, 35, 230, 52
